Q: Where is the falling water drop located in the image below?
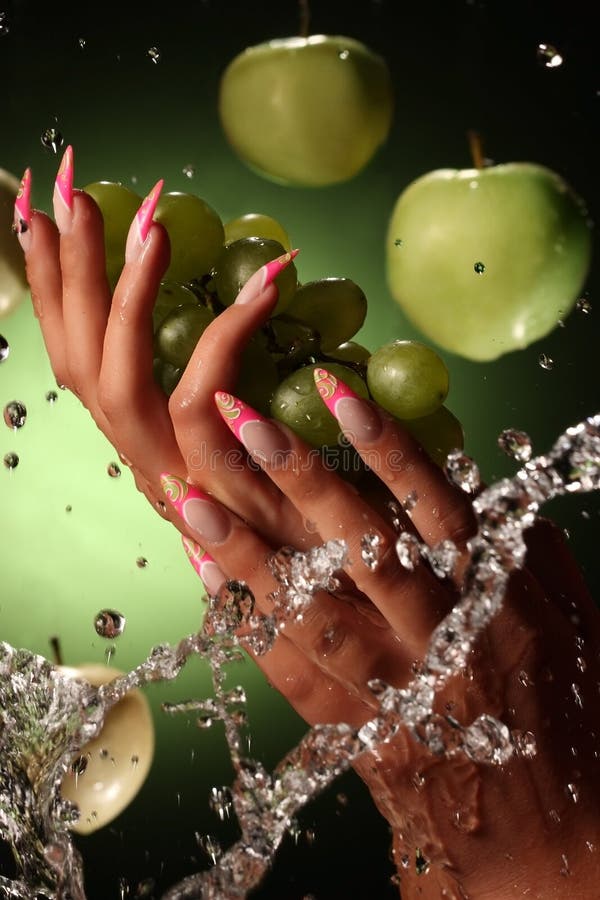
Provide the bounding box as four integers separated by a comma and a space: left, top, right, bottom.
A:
45, 390, 58, 404
473, 260, 486, 274
182, 163, 195, 179
402, 490, 418, 512
0, 11, 10, 34
396, 532, 421, 570
94, 609, 126, 639
107, 461, 121, 478
498, 428, 533, 462
147, 46, 161, 63
0, 334, 9, 362
136, 556, 149, 569
444, 450, 481, 494
40, 127, 64, 154
576, 297, 592, 314
537, 42, 563, 68
3, 452, 19, 470
360, 533, 382, 570
78, 37, 86, 48
539, 353, 554, 370
3, 401, 27, 430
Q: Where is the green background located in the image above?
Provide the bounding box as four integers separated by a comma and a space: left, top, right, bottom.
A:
0, 0, 598, 897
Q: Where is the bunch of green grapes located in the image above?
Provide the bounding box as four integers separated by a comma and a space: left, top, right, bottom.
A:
84, 181, 463, 479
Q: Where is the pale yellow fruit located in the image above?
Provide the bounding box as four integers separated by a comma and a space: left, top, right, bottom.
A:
0, 168, 27, 318
60, 664, 154, 835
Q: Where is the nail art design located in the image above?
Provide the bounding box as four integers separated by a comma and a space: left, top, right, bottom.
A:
214, 392, 291, 465
234, 248, 300, 306
161, 474, 231, 545
181, 536, 226, 596
314, 368, 382, 444
125, 178, 164, 263
53, 145, 74, 233
13, 168, 32, 250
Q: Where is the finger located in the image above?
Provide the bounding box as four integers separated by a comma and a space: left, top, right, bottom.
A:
164, 480, 412, 695
15, 169, 68, 386
53, 148, 113, 403
313, 367, 477, 557
184, 384, 453, 663
168, 251, 310, 547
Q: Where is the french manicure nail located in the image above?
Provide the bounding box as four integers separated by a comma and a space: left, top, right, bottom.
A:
53, 145, 74, 234
214, 392, 291, 466
314, 368, 382, 444
181, 537, 226, 596
234, 248, 299, 306
161, 473, 231, 544
125, 178, 164, 263
13, 168, 32, 252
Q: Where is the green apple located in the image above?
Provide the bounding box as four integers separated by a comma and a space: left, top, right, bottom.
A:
386, 163, 592, 361
0, 168, 28, 318
59, 664, 154, 834
219, 35, 393, 187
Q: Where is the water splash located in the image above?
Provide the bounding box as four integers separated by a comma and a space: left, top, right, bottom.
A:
1, 415, 600, 898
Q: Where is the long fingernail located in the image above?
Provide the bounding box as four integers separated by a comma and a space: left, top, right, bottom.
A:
161, 473, 231, 544
125, 179, 164, 263
13, 168, 32, 252
181, 537, 226, 596
234, 248, 299, 306
314, 368, 382, 444
53, 145, 74, 234
214, 392, 291, 466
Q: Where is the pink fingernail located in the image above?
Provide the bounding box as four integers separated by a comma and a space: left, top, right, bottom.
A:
53, 145, 74, 234
161, 473, 231, 545
13, 168, 32, 252
125, 178, 164, 263
181, 536, 226, 596
234, 248, 299, 305
214, 391, 291, 466
314, 367, 382, 444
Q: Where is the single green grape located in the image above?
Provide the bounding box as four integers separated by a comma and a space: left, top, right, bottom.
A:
327, 340, 371, 364
285, 278, 367, 351
271, 362, 369, 448
224, 213, 291, 250
83, 181, 142, 288
367, 340, 449, 420
152, 282, 200, 332
155, 192, 225, 284
213, 237, 298, 312
397, 405, 464, 468
237, 339, 280, 416
153, 357, 184, 396
154, 304, 215, 369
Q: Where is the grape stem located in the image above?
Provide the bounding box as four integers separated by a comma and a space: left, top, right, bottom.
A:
299, 0, 310, 37
49, 635, 64, 666
467, 129, 485, 169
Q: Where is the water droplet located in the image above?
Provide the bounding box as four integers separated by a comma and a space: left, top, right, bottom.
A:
473, 260, 485, 274
539, 352, 554, 370
498, 428, 533, 462
394, 238, 403, 247
209, 786, 233, 822
104, 644, 116, 664
3, 452, 19, 470
65, 504, 72, 513
0, 334, 9, 362
3, 401, 27, 430
415, 847, 430, 875
576, 297, 592, 314
94, 609, 126, 639
360, 532, 382, 570
135, 878, 156, 898
560, 853, 571, 877
0, 11, 9, 35
78, 36, 86, 48
402, 490, 418, 512
336, 792, 348, 806
519, 670, 533, 687
212, 580, 255, 630
155, 499, 167, 513
571, 682, 584, 708
196, 833, 221, 864
426, 539, 458, 579
537, 42, 563, 68
40, 127, 64, 154
396, 532, 421, 570
576, 655, 587, 673
70, 755, 88, 778
136, 556, 149, 569
45, 389, 58, 404
566, 782, 579, 803
513, 729, 537, 758
549, 808, 561, 824
444, 449, 481, 494
107, 461, 121, 478
338, 48, 349, 60
131, 755, 139, 768
147, 46, 161, 63
586, 841, 596, 853
182, 163, 195, 179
